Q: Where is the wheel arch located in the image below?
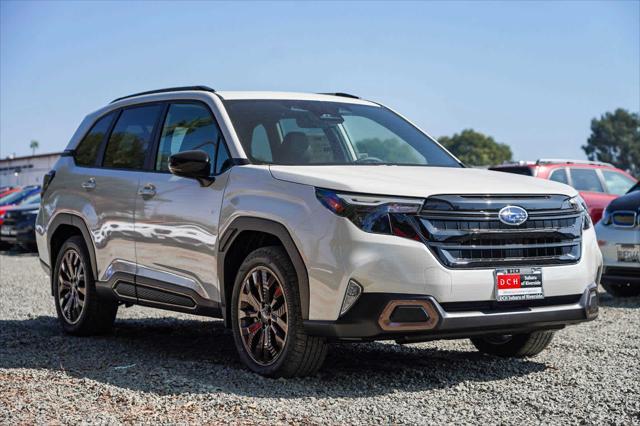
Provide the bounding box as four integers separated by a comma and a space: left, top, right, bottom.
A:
217, 217, 310, 327
48, 213, 98, 295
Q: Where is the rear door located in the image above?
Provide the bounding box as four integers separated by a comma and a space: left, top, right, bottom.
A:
133, 101, 232, 303
76, 104, 164, 280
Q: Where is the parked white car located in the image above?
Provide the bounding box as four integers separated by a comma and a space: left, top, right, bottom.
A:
596, 182, 640, 297
37, 86, 602, 377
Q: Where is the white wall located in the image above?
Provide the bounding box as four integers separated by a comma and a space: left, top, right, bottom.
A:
0, 153, 61, 187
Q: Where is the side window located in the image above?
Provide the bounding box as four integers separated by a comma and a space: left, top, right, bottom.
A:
250, 125, 272, 162
75, 112, 115, 167
569, 168, 604, 192
104, 105, 162, 170
602, 170, 636, 195
549, 168, 568, 184
156, 103, 221, 174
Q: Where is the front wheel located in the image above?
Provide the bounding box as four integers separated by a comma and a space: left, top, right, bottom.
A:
231, 246, 327, 377
470, 331, 554, 357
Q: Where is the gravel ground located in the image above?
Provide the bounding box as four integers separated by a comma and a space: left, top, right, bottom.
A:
1, 252, 639, 425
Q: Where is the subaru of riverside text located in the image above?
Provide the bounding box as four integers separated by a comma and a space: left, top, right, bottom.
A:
36, 86, 602, 377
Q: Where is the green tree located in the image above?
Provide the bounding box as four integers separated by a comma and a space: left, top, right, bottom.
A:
438, 129, 512, 166
30, 140, 39, 156
582, 109, 639, 177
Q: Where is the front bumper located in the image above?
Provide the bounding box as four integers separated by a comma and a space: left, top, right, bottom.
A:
304, 283, 598, 341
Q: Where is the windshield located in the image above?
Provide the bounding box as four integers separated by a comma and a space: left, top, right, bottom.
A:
21, 193, 41, 205
223, 100, 461, 167
0, 189, 32, 206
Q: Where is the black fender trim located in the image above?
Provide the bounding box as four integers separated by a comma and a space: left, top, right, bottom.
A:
217, 217, 310, 325
47, 213, 99, 291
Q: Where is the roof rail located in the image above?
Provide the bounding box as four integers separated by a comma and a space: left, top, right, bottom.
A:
496, 160, 536, 166
536, 158, 614, 167
111, 85, 216, 103
319, 92, 361, 99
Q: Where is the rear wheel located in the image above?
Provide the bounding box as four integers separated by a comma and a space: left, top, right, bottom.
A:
602, 282, 640, 298
231, 246, 327, 377
53, 236, 117, 335
471, 331, 554, 357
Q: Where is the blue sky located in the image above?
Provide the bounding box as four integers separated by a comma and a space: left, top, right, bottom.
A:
1, 0, 638, 160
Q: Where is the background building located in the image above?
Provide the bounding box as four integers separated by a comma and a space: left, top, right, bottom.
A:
0, 152, 61, 187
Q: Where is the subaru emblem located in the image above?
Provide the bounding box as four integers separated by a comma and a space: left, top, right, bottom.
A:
498, 205, 528, 226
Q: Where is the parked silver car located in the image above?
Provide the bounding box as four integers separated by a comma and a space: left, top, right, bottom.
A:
595, 182, 640, 297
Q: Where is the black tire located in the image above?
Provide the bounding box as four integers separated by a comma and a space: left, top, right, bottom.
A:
602, 282, 640, 298
470, 331, 554, 357
231, 246, 327, 377
53, 235, 117, 335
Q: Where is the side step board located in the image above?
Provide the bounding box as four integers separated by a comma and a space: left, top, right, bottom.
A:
96, 272, 222, 318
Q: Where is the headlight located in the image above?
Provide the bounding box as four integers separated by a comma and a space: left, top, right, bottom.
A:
564, 195, 592, 229
315, 188, 424, 239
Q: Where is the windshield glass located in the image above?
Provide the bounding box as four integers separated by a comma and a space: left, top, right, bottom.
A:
21, 193, 41, 205
0, 189, 31, 206
224, 100, 461, 167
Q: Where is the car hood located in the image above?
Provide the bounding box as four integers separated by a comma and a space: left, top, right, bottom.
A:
606, 190, 640, 212
269, 165, 578, 197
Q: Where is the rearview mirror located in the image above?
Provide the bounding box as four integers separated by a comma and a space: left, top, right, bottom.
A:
168, 150, 214, 186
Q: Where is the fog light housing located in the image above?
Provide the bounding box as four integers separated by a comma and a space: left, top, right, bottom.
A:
340, 280, 363, 317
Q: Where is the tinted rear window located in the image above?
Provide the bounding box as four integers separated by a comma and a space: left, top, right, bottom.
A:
75, 112, 115, 167
569, 168, 604, 192
103, 105, 163, 170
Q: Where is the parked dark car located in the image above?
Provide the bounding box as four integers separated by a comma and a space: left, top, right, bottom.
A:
0, 193, 41, 250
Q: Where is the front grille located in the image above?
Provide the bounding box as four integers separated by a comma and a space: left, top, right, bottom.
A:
418, 194, 583, 268
604, 266, 640, 278
2, 211, 23, 226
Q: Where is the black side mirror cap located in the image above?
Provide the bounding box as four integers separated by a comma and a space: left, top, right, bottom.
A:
168, 150, 214, 186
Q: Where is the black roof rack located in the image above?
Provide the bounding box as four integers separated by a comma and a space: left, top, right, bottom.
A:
111, 85, 216, 103
320, 92, 361, 99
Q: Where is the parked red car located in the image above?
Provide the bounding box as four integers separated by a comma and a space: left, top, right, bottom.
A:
490, 159, 637, 223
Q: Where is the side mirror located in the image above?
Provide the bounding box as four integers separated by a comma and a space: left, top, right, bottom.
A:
168, 150, 214, 186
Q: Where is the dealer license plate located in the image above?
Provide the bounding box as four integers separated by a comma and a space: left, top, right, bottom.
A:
495, 267, 544, 302
617, 244, 640, 263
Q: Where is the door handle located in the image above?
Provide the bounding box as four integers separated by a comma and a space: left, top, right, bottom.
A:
138, 183, 156, 198
81, 178, 96, 190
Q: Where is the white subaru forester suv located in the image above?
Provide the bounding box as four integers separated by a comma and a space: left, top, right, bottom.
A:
36, 86, 602, 377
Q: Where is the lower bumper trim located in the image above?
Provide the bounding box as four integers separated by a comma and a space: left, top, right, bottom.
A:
304, 283, 598, 341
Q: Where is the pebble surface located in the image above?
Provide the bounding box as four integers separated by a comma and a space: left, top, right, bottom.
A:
1, 253, 639, 424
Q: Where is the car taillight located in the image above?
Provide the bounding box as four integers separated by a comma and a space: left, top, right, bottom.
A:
42, 170, 56, 195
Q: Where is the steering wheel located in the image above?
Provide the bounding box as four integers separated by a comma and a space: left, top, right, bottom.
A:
355, 156, 385, 164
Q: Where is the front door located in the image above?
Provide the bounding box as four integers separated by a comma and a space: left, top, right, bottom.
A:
134, 102, 232, 303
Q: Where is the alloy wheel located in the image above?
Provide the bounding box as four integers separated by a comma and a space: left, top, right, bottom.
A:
237, 266, 288, 366
57, 249, 87, 324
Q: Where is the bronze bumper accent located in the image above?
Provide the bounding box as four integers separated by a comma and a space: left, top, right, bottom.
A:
378, 299, 440, 331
